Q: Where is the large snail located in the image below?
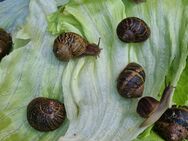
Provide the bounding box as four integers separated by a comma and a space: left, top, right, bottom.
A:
137, 84, 175, 128
154, 106, 188, 141
116, 17, 150, 43
117, 62, 145, 98
0, 28, 12, 60
27, 97, 66, 132
53, 32, 101, 61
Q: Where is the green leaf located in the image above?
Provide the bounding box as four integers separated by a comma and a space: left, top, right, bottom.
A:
173, 59, 188, 105
0, 0, 69, 141
47, 0, 188, 141
0, 0, 188, 141
0, 0, 29, 33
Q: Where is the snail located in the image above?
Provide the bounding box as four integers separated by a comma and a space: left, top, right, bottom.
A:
154, 106, 188, 141
117, 62, 145, 98
138, 84, 174, 128
53, 32, 101, 61
27, 97, 66, 132
0, 28, 12, 60
137, 96, 159, 118
116, 17, 150, 43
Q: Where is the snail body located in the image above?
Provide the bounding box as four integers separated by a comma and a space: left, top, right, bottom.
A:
27, 97, 66, 132
0, 28, 12, 60
116, 17, 150, 43
117, 62, 145, 98
154, 106, 188, 141
53, 32, 101, 61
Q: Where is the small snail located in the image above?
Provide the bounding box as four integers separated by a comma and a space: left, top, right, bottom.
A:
116, 17, 150, 43
137, 96, 159, 118
27, 97, 66, 132
53, 32, 101, 61
0, 28, 12, 60
154, 106, 188, 141
138, 84, 174, 128
117, 62, 145, 98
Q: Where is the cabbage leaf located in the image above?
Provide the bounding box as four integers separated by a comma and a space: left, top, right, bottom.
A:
0, 0, 29, 33
0, 0, 188, 141
48, 0, 188, 140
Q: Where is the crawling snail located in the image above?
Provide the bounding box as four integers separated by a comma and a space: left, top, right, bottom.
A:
53, 32, 101, 61
137, 84, 174, 127
154, 106, 188, 141
27, 97, 66, 132
117, 62, 145, 98
0, 28, 12, 60
116, 17, 150, 43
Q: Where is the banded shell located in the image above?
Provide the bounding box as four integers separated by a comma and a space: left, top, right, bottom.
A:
27, 97, 66, 132
53, 32, 101, 61
0, 28, 12, 60
137, 96, 160, 118
117, 62, 145, 98
116, 17, 150, 43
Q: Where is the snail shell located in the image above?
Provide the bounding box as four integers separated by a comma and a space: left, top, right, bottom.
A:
0, 28, 12, 60
117, 62, 145, 98
137, 96, 160, 118
27, 97, 66, 132
154, 106, 188, 141
116, 17, 150, 43
53, 32, 101, 61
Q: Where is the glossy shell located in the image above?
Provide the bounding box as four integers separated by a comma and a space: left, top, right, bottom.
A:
117, 62, 145, 98
116, 17, 150, 43
137, 96, 159, 118
154, 106, 188, 141
0, 28, 12, 60
53, 32, 101, 61
27, 97, 66, 132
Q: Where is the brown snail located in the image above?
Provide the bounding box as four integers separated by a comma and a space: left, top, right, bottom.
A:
154, 106, 188, 141
138, 84, 174, 128
137, 96, 160, 118
117, 62, 145, 98
116, 17, 150, 43
27, 97, 66, 132
0, 28, 12, 60
53, 32, 101, 61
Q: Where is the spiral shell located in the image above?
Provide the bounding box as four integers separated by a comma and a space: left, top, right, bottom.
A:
0, 28, 12, 60
154, 106, 188, 141
117, 62, 145, 98
137, 96, 159, 118
53, 32, 101, 61
27, 97, 66, 132
116, 17, 150, 43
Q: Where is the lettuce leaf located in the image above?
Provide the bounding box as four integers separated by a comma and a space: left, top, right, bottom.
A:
0, 0, 69, 141
48, 0, 188, 141
173, 59, 188, 105
0, 0, 29, 33
0, 0, 188, 141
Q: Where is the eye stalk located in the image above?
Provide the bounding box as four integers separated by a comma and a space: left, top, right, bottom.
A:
84, 37, 102, 57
